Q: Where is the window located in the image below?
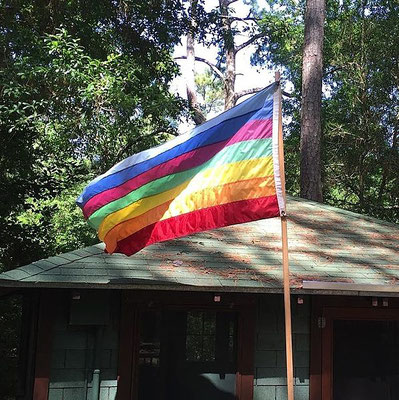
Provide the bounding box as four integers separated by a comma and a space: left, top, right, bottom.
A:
138, 311, 161, 367
185, 311, 236, 364
186, 311, 216, 362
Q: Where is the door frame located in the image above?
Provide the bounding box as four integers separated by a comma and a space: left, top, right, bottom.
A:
117, 290, 256, 400
310, 296, 399, 400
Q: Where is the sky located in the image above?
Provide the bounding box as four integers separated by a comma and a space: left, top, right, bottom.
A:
171, 0, 277, 112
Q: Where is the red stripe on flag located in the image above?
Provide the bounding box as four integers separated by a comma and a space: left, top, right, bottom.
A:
83, 118, 272, 219
111, 195, 279, 256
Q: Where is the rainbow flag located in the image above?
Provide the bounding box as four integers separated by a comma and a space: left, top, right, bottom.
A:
77, 82, 286, 255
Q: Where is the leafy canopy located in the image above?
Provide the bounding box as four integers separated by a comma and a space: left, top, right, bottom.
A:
0, 0, 190, 270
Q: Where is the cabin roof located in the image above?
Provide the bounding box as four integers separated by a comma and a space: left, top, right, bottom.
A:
1, 196, 398, 296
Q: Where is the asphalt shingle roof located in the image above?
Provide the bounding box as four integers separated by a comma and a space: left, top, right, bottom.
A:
0, 197, 398, 295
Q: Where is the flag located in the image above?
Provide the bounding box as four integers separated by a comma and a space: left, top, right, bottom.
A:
77, 82, 286, 255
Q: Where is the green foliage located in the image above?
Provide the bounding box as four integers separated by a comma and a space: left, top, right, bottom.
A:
255, 0, 399, 223
252, 1, 305, 198
322, 0, 399, 221
0, 0, 189, 271
194, 70, 224, 117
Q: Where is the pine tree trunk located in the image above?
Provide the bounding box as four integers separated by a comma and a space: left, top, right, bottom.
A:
300, 0, 325, 202
219, 0, 236, 110
186, 0, 206, 125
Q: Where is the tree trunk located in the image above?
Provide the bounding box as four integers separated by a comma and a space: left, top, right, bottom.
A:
300, 0, 325, 202
186, 0, 206, 125
219, 0, 236, 110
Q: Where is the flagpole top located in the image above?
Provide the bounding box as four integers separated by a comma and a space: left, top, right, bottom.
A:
275, 71, 281, 82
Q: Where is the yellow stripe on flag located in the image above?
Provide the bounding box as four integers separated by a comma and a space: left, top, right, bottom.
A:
98, 156, 273, 240
104, 175, 276, 252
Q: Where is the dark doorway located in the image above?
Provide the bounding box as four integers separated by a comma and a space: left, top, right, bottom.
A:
318, 306, 399, 400
333, 320, 399, 400
138, 309, 237, 400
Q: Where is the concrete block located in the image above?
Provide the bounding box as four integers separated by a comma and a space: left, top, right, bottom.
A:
109, 386, 117, 400
100, 369, 118, 384
110, 350, 118, 369
257, 333, 285, 351
87, 333, 95, 350
276, 351, 286, 367
102, 328, 119, 349
101, 349, 112, 369
276, 351, 309, 368
100, 387, 110, 400
295, 368, 310, 386
256, 367, 287, 386
255, 351, 277, 367
49, 368, 85, 388
53, 331, 88, 350
295, 334, 310, 351
65, 349, 86, 369
257, 312, 279, 333
253, 385, 276, 400
48, 388, 63, 400
292, 313, 310, 334
273, 315, 282, 334
51, 350, 65, 369
294, 351, 310, 368
259, 296, 283, 314
63, 387, 86, 400
275, 385, 309, 400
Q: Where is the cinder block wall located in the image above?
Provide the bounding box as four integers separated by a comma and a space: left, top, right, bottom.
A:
47, 291, 119, 400
254, 294, 310, 400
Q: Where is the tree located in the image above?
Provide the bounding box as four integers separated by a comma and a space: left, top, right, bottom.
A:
300, 0, 325, 202
322, 0, 399, 221
0, 0, 189, 270
185, 0, 207, 125
253, 0, 399, 223
195, 70, 225, 118
175, 0, 267, 118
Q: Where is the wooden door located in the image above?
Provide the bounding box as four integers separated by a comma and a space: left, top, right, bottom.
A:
321, 308, 399, 400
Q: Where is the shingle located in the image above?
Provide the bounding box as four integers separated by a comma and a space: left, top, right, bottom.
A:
0, 196, 397, 291
4, 269, 30, 280
56, 252, 87, 262
32, 260, 59, 270
45, 256, 70, 266
19, 265, 46, 275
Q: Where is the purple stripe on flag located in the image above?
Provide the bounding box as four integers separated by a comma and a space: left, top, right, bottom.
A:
83, 118, 272, 218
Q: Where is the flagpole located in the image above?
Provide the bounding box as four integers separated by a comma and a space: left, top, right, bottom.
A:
275, 71, 295, 400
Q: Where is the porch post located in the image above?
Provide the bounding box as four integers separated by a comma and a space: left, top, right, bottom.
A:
33, 290, 57, 400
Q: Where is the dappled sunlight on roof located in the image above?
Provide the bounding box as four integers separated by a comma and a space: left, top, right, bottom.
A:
1, 196, 398, 294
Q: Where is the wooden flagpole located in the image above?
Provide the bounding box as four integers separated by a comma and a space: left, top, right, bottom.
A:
275, 71, 295, 400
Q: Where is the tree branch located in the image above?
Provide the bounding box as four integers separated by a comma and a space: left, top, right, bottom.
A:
282, 90, 295, 98
234, 87, 264, 100
323, 65, 344, 77
235, 32, 265, 53
219, 15, 259, 24
174, 56, 224, 80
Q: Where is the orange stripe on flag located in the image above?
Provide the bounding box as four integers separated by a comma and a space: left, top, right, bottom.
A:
104, 176, 275, 253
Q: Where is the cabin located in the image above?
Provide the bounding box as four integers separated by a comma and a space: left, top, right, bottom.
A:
0, 196, 398, 400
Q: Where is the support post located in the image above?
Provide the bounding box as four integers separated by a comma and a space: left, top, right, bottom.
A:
275, 71, 295, 400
